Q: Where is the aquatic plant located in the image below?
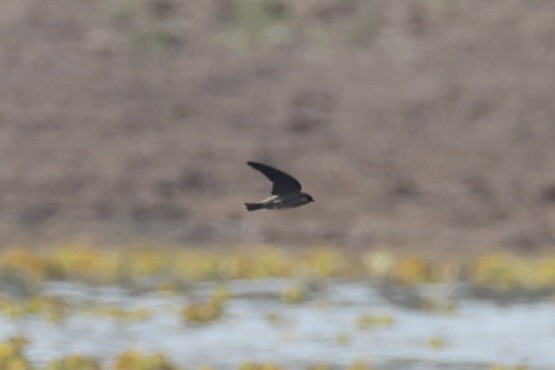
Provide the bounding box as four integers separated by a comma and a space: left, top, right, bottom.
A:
182, 297, 224, 324
393, 256, 434, 285
26, 295, 69, 323
298, 248, 347, 278
362, 251, 395, 278
470, 254, 555, 293
346, 360, 374, 370
335, 333, 351, 345
238, 362, 285, 370
44, 244, 121, 284
83, 305, 152, 321
471, 254, 522, 291
428, 336, 447, 349
0, 295, 69, 323
45, 354, 101, 370
0, 244, 554, 298
306, 363, 331, 370
281, 282, 307, 303
113, 350, 179, 370
356, 314, 395, 330
487, 365, 529, 370
0, 336, 31, 370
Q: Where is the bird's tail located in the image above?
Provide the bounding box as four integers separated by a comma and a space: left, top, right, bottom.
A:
244, 203, 265, 211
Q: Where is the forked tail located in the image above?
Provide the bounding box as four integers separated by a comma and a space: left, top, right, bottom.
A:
244, 203, 265, 211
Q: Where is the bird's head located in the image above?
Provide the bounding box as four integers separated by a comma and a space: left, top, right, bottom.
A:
305, 194, 315, 203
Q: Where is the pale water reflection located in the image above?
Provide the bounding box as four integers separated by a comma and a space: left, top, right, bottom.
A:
0, 280, 554, 370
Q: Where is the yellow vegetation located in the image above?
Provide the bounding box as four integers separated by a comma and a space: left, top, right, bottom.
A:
471, 254, 555, 291
0, 337, 30, 370
113, 350, 179, 370
356, 314, 395, 330
238, 362, 285, 370
182, 297, 224, 324
281, 283, 307, 303
0, 245, 554, 295
428, 336, 447, 349
345, 360, 374, 370
45, 355, 101, 370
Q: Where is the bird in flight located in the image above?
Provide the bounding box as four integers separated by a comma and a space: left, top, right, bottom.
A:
244, 161, 314, 211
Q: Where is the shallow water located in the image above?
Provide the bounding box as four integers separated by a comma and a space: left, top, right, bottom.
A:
1, 279, 554, 369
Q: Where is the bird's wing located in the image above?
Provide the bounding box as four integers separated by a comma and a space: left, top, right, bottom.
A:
247, 161, 302, 195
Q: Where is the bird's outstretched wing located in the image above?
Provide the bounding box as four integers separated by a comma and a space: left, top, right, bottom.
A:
247, 161, 302, 195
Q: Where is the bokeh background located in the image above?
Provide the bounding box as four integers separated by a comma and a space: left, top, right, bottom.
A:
2, 0, 555, 252
2, 1, 555, 370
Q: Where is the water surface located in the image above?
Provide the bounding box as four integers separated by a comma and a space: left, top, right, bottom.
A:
1, 279, 553, 369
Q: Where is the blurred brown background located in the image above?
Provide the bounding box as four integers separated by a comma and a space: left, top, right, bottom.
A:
1, 0, 555, 252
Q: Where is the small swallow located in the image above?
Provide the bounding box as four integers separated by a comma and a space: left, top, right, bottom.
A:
244, 161, 314, 211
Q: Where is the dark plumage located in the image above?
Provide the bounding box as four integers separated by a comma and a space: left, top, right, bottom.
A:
244, 161, 314, 211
